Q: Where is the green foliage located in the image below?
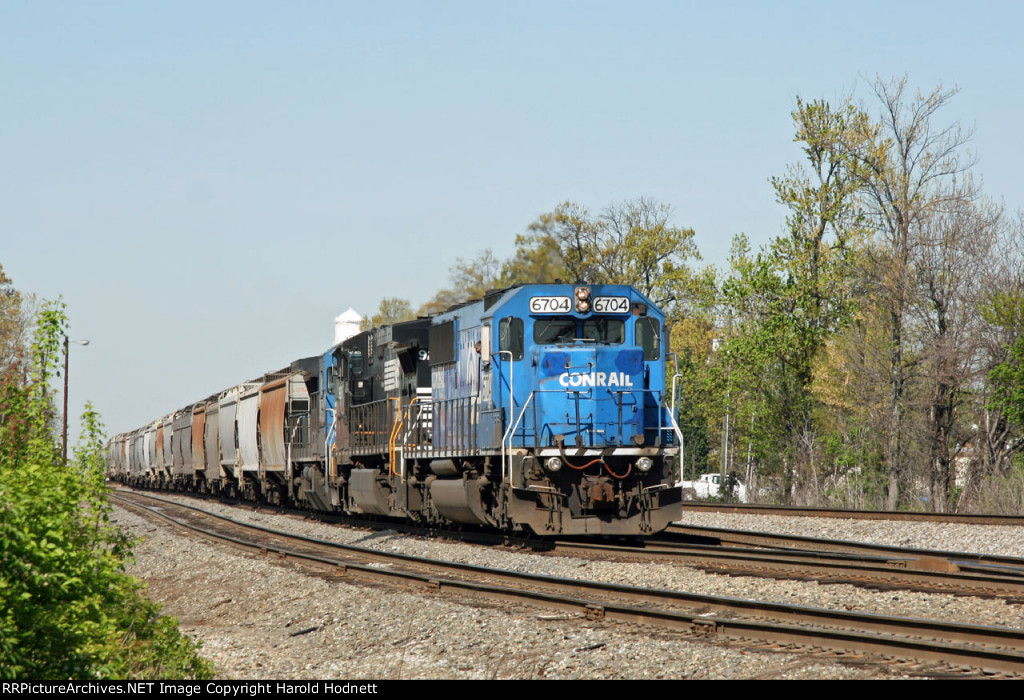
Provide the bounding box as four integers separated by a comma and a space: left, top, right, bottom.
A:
817, 423, 888, 508
720, 98, 865, 497
361, 297, 416, 330
989, 334, 1024, 431
499, 233, 565, 287
985, 288, 1024, 464
1, 263, 31, 388
0, 300, 212, 680
983, 290, 1024, 334
516, 198, 704, 310
670, 345, 714, 480
416, 198, 708, 323
418, 250, 505, 316
515, 201, 599, 285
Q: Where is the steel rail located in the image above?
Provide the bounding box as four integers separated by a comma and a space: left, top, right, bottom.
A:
113, 491, 1024, 676
665, 524, 1024, 574
680, 501, 1024, 527
112, 485, 1024, 595
551, 539, 1024, 600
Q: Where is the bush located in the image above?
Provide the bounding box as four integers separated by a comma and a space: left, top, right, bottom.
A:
965, 466, 1024, 516
0, 301, 212, 679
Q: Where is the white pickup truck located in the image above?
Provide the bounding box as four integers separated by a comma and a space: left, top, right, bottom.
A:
676, 472, 748, 503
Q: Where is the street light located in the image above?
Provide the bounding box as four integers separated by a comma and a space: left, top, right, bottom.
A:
62, 337, 90, 465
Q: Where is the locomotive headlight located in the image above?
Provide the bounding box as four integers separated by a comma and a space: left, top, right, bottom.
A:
574, 286, 591, 313
545, 457, 563, 472
636, 457, 654, 472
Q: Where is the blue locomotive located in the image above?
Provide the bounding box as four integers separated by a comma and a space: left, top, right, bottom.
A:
108, 283, 683, 536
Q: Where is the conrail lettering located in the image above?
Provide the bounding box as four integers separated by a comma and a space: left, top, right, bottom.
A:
558, 372, 634, 388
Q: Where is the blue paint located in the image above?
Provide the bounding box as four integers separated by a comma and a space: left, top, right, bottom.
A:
425, 283, 670, 452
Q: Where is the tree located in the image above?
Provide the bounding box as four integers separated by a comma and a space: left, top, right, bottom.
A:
910, 195, 1002, 510
975, 214, 1024, 485
0, 264, 36, 392
851, 76, 976, 509
418, 250, 504, 316
515, 201, 602, 285
812, 303, 892, 507
417, 198, 706, 321
988, 334, 1024, 455
598, 198, 702, 308
514, 199, 703, 311
721, 97, 866, 502
361, 297, 416, 330
497, 231, 565, 288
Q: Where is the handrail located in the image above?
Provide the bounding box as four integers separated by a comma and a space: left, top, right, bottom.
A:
388, 397, 419, 479
323, 408, 335, 499
496, 349, 513, 444
386, 398, 401, 477
661, 395, 685, 446
501, 390, 536, 482
659, 394, 685, 473
670, 372, 684, 415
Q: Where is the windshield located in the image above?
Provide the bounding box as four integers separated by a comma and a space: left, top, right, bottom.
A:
582, 318, 624, 343
533, 317, 625, 345
533, 317, 576, 344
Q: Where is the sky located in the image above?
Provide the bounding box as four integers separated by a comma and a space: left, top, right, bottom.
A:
3, 1, 1022, 441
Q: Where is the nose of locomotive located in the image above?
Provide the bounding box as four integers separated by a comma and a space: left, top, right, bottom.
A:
533, 346, 644, 447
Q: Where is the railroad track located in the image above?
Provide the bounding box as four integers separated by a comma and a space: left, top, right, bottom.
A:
112, 491, 1024, 677
680, 501, 1024, 527
664, 523, 1024, 573
113, 485, 1024, 599
113, 485, 1024, 600
551, 537, 1024, 601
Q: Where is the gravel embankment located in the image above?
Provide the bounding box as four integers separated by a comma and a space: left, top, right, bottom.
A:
682, 511, 1024, 559
112, 497, 1024, 680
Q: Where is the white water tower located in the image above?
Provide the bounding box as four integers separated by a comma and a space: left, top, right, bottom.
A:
334, 308, 363, 345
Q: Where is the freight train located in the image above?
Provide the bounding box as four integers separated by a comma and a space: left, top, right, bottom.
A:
106, 283, 684, 535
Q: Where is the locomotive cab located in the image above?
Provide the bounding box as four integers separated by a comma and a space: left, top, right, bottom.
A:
480, 284, 682, 535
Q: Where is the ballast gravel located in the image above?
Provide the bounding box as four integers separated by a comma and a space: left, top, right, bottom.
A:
111, 497, 1024, 680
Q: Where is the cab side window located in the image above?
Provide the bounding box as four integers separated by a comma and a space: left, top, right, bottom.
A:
636, 317, 661, 361
499, 317, 524, 361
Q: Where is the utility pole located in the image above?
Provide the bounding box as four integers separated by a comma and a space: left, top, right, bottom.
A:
62, 336, 90, 465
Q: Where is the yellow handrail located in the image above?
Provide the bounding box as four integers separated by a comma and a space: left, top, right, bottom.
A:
388, 397, 419, 479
